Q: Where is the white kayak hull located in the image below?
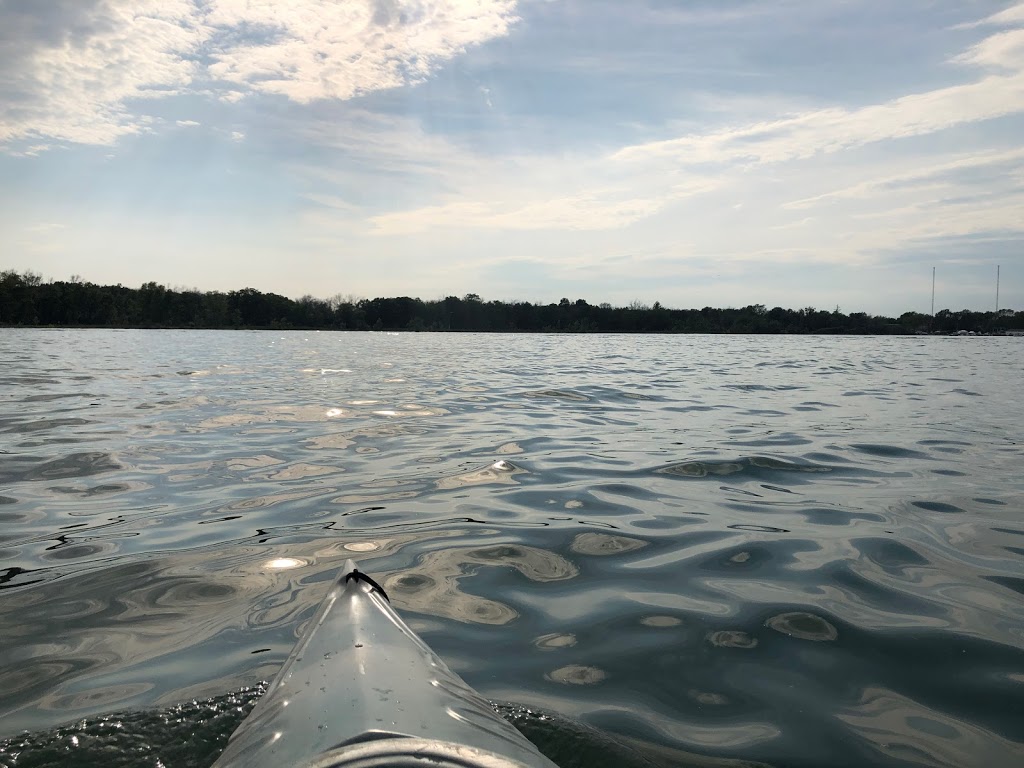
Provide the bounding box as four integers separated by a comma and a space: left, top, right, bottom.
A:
212, 561, 560, 768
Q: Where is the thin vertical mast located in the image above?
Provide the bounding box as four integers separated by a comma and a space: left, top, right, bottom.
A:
931, 267, 935, 317
996, 265, 1000, 314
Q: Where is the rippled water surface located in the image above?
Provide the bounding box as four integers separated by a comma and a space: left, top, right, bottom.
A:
1, 330, 1022, 767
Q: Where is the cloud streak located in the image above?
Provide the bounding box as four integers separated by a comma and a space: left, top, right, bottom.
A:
612, 73, 1024, 168
783, 148, 1024, 210
956, 1, 1024, 29
367, 178, 720, 235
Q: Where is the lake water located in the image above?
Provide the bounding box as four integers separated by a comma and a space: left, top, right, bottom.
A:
0, 329, 1022, 768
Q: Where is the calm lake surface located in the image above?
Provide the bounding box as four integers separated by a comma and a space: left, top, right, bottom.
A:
1, 329, 1022, 768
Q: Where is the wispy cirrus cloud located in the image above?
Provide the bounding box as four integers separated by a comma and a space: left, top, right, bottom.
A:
612, 73, 1024, 168
371, 190, 675, 235
783, 148, 1024, 210
955, 1, 1024, 29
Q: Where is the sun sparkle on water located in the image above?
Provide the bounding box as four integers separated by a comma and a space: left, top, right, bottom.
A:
265, 558, 305, 570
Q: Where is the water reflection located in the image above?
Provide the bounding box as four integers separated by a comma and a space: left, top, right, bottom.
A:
570, 532, 646, 555
436, 460, 525, 490
547, 665, 607, 685
534, 633, 577, 650
265, 463, 338, 481
1, 452, 121, 483
765, 612, 838, 642
264, 557, 306, 570
706, 630, 758, 649
838, 687, 1024, 766
385, 544, 578, 625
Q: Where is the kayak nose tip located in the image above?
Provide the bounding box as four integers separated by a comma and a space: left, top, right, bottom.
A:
342, 560, 390, 602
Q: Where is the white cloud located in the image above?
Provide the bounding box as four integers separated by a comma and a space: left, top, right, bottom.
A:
204, 0, 519, 103
176, 119, 201, 127
955, 2, 1024, 29
3, 143, 53, 158
368, 178, 719, 235
612, 73, 1024, 168
0, 0, 520, 147
304, 193, 363, 213
783, 147, 1024, 210
26, 222, 67, 233
294, 109, 479, 179
843, 193, 1024, 254
953, 28, 1024, 71
0, 0, 205, 145
289, 11, 1024, 271
612, 13, 1024, 169
349, 19, 1024, 240
370, 194, 658, 234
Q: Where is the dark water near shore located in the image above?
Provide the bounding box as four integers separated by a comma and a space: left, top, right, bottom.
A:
1, 329, 1022, 767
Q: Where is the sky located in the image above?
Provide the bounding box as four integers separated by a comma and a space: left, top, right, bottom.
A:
1, 0, 1022, 316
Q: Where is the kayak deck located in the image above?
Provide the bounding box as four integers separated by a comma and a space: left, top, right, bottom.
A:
212, 561, 559, 768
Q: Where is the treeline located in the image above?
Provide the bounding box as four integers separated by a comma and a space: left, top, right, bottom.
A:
1, 270, 1021, 334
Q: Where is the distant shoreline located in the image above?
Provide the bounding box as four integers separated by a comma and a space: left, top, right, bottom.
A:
2, 270, 1020, 335
3, 325, 1022, 337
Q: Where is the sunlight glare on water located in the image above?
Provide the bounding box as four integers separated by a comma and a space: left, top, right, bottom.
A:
264, 558, 305, 570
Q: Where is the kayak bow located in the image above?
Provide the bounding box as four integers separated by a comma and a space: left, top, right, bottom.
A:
213, 560, 560, 768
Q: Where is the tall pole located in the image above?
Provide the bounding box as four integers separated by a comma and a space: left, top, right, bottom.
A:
931, 266, 935, 316
996, 265, 1000, 314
